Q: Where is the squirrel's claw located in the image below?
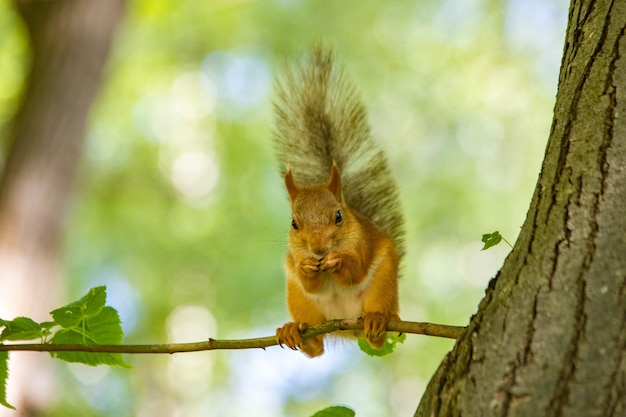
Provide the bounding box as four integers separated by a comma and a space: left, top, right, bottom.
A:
363, 312, 388, 349
276, 321, 307, 351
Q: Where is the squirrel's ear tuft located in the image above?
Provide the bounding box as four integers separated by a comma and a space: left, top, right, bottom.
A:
284, 168, 300, 201
327, 162, 343, 200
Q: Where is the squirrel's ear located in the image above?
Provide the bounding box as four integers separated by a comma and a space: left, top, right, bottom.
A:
284, 168, 300, 201
327, 162, 343, 199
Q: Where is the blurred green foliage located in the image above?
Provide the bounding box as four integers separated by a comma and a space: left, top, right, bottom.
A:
0, 0, 568, 416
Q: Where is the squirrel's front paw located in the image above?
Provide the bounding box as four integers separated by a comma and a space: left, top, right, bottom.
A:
298, 258, 320, 278
319, 253, 341, 272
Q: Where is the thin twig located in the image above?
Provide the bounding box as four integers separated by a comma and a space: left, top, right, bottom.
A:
0, 319, 465, 354
502, 236, 514, 249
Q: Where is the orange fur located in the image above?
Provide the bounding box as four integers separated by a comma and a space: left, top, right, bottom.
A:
273, 46, 404, 357
275, 165, 399, 357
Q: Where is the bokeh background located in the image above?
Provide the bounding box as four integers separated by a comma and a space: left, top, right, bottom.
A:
0, 0, 567, 416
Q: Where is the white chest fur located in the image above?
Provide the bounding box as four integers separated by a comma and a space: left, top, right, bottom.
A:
310, 279, 366, 320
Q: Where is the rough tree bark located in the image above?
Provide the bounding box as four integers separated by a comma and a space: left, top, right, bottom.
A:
415, 1, 626, 416
0, 0, 125, 414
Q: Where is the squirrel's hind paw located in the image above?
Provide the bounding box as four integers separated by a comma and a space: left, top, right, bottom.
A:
363, 312, 389, 349
276, 322, 303, 350
276, 321, 325, 357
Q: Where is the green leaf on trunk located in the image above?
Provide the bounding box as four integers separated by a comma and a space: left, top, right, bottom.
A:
481, 231, 502, 250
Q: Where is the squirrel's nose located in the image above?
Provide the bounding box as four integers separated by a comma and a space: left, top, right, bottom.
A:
311, 248, 328, 258
309, 242, 329, 258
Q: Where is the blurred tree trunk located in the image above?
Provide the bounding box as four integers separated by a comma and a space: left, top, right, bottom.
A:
415, 1, 626, 416
0, 0, 124, 414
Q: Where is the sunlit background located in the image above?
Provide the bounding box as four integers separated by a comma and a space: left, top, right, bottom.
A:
0, 0, 567, 416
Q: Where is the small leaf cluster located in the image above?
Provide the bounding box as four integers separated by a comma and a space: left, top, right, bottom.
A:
0, 286, 128, 409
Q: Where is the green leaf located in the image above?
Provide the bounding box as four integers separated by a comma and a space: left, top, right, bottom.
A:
49, 331, 129, 368
310, 406, 355, 417
50, 286, 107, 328
85, 306, 125, 345
358, 332, 406, 357
50, 307, 129, 368
50, 306, 83, 328
81, 286, 107, 318
0, 317, 43, 341
0, 351, 15, 410
47, 287, 129, 368
39, 322, 57, 331
481, 231, 502, 250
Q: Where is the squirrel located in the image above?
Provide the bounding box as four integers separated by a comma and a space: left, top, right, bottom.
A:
273, 45, 405, 357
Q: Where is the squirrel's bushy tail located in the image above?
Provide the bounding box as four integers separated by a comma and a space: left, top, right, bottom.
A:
273, 45, 405, 258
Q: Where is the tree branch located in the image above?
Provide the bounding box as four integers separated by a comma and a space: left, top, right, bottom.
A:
0, 319, 465, 354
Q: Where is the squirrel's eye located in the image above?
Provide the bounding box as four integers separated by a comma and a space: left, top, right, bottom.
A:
291, 218, 298, 230
335, 210, 342, 224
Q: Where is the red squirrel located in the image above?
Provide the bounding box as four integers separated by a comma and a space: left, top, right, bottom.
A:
273, 45, 404, 357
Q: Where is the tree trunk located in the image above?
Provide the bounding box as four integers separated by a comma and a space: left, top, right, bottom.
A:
415, 1, 626, 416
0, 0, 124, 414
